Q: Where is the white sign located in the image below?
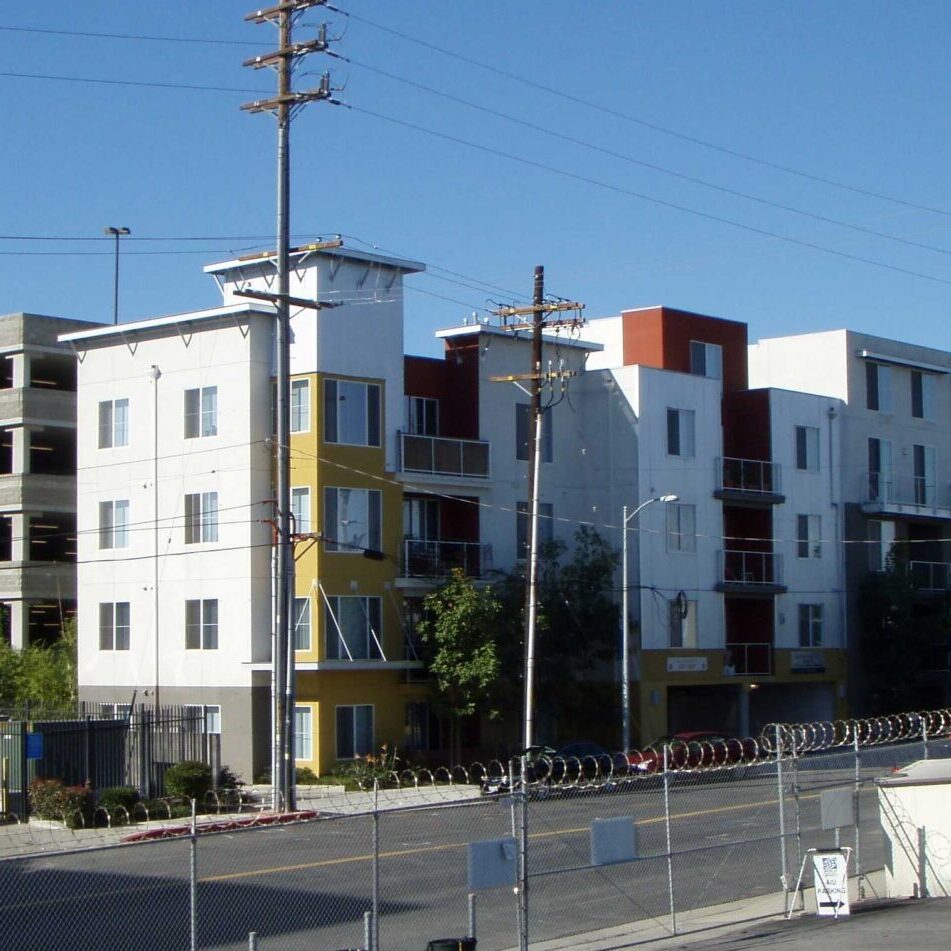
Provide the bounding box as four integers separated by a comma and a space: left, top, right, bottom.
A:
812, 849, 850, 916
791, 650, 825, 673
666, 657, 708, 673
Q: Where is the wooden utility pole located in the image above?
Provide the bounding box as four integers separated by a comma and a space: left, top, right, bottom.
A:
492, 268, 583, 951
242, 0, 339, 813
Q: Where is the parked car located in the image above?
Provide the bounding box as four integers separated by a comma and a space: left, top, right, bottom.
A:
629, 731, 758, 774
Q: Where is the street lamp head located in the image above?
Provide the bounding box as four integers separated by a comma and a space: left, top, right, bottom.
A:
659, 493, 679, 503
104, 226, 131, 236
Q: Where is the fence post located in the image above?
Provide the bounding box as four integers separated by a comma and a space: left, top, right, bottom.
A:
190, 798, 198, 951
248, 933, 258, 950
364, 910, 373, 950
776, 724, 788, 913
372, 780, 380, 951
518, 752, 529, 951
917, 826, 929, 897
663, 744, 677, 936
853, 727, 863, 896
922, 719, 929, 761
468, 892, 477, 941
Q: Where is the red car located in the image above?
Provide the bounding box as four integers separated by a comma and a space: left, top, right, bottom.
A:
629, 731, 758, 774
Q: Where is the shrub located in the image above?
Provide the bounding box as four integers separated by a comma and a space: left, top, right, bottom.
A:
296, 766, 318, 785
164, 760, 212, 801
29, 778, 96, 828
330, 745, 401, 790
217, 765, 243, 789
98, 786, 140, 813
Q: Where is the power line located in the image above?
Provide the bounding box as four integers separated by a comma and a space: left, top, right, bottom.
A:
0, 25, 257, 47
0, 69, 266, 95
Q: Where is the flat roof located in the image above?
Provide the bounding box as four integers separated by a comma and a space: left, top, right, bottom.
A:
58, 302, 275, 344
203, 243, 425, 276
435, 323, 603, 351
876, 759, 951, 788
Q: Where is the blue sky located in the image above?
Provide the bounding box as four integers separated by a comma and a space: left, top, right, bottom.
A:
3, 2, 951, 358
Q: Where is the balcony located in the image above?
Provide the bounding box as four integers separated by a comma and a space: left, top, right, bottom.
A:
716, 549, 786, 594
862, 472, 951, 519
723, 643, 774, 676
910, 560, 951, 591
715, 457, 784, 504
397, 432, 490, 480
400, 538, 491, 580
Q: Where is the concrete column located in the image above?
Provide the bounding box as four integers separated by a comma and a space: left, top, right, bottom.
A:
11, 427, 25, 475
9, 600, 27, 649
10, 353, 25, 390
738, 686, 751, 737
10, 513, 25, 562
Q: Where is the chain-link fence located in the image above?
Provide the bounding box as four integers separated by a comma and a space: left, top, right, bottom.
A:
0, 716, 949, 950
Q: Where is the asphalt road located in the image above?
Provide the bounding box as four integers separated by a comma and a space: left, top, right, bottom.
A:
0, 767, 892, 951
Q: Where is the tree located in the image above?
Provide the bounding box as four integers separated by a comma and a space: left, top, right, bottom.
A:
417, 569, 502, 761
0, 617, 77, 710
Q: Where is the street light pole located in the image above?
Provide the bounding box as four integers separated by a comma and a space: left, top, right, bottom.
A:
103, 226, 130, 325
621, 493, 678, 752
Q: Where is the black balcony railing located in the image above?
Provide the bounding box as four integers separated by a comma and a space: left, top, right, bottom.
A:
719, 549, 783, 587
717, 457, 781, 496
401, 538, 489, 578
398, 432, 490, 479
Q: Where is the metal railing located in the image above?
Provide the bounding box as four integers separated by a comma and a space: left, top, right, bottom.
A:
718, 549, 784, 586
866, 471, 951, 509
401, 538, 490, 578
909, 560, 951, 590
398, 431, 490, 479
717, 456, 782, 496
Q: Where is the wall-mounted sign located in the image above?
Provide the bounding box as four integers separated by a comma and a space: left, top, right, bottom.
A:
791, 650, 825, 673
667, 657, 708, 673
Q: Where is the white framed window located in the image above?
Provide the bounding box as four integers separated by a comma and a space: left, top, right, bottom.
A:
914, 444, 936, 505
407, 396, 438, 436
668, 597, 697, 648
183, 704, 221, 735
293, 596, 311, 651
295, 706, 313, 760
184, 492, 218, 544
324, 379, 381, 447
796, 515, 822, 559
798, 603, 823, 647
290, 379, 310, 433
516, 501, 554, 559
325, 596, 383, 660
689, 340, 722, 379
291, 487, 311, 534
185, 598, 218, 650
98, 500, 130, 549
403, 497, 439, 540
324, 487, 381, 552
867, 519, 896, 572
336, 704, 373, 760
666, 503, 697, 553
184, 386, 218, 439
868, 437, 894, 501
795, 425, 819, 472
515, 403, 553, 462
911, 371, 935, 420
99, 602, 130, 651
101, 703, 132, 720
865, 362, 892, 413
98, 398, 129, 449
666, 408, 695, 457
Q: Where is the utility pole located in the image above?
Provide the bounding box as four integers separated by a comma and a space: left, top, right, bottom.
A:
492, 269, 583, 951
242, 0, 339, 813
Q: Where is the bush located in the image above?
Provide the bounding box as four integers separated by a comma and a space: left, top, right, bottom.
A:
28, 778, 96, 828
98, 786, 140, 813
218, 765, 243, 789
330, 745, 401, 790
296, 766, 318, 785
164, 760, 212, 801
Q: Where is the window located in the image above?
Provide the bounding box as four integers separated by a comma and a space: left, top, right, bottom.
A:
668, 597, 697, 648
295, 706, 313, 760
184, 386, 217, 439
865, 362, 892, 412
795, 425, 819, 472
666, 503, 697, 553
407, 396, 438, 436
867, 519, 896, 572
291, 487, 311, 535
516, 501, 554, 559
868, 437, 893, 501
98, 398, 129, 449
100, 703, 132, 720
324, 487, 381, 552
796, 515, 821, 559
98, 500, 130, 549
798, 604, 823, 647
290, 379, 310, 433
293, 596, 311, 651
914, 444, 936, 505
666, 408, 695, 457
184, 492, 218, 544
324, 379, 381, 447
183, 704, 221, 734
336, 704, 373, 760
515, 404, 553, 462
689, 341, 722, 379
911, 371, 935, 420
403, 497, 439, 539
99, 602, 130, 651
185, 599, 218, 650
325, 596, 383, 660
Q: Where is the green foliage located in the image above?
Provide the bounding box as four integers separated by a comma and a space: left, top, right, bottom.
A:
29, 777, 96, 828
163, 760, 212, 800
329, 745, 401, 789
217, 765, 243, 789
295, 766, 319, 785
98, 786, 140, 813
0, 616, 78, 708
